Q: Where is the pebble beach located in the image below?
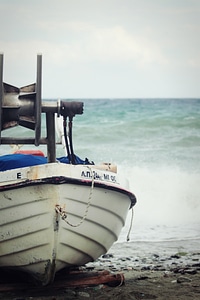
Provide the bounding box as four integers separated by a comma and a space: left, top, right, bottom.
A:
1, 238, 200, 300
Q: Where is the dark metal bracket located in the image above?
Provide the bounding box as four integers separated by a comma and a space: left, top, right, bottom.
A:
0, 54, 83, 163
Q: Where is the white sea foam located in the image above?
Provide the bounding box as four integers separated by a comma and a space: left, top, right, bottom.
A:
118, 164, 200, 242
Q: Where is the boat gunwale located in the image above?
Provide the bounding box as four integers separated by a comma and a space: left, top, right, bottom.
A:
0, 175, 136, 208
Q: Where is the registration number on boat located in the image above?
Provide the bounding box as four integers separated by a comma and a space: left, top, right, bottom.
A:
81, 170, 116, 183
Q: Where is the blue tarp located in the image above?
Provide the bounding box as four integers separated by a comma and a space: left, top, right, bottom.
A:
0, 154, 90, 172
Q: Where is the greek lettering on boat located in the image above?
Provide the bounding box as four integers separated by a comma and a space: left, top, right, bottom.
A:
81, 170, 117, 183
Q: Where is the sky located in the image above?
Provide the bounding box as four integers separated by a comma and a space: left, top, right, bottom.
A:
0, 0, 200, 99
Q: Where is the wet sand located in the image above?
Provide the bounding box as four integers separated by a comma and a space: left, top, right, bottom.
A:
1, 240, 200, 299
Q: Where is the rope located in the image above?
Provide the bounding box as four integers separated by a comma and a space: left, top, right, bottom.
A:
126, 207, 134, 241
55, 166, 94, 227
117, 273, 125, 287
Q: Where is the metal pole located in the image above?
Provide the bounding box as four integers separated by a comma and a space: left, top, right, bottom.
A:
0, 53, 3, 142
35, 54, 42, 146
46, 112, 56, 163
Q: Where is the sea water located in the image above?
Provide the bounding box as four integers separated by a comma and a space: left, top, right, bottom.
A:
1, 98, 200, 245
73, 99, 200, 245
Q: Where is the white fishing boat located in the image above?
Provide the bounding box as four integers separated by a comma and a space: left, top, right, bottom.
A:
0, 54, 136, 285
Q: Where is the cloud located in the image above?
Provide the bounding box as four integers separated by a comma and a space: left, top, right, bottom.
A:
2, 21, 169, 69
0, 0, 169, 68
188, 58, 200, 68
0, 0, 200, 97
83, 26, 169, 66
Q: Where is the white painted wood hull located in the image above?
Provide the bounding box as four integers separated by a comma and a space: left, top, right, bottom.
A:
0, 162, 136, 285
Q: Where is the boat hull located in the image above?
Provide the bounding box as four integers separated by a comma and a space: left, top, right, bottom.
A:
0, 163, 136, 285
